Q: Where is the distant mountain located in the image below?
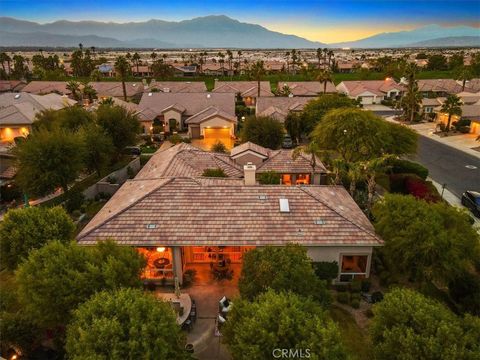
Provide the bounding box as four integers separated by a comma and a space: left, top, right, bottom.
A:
406, 36, 480, 48
0, 16, 326, 48
331, 24, 480, 48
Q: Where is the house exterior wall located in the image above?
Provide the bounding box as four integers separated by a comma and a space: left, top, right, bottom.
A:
199, 117, 234, 137
0, 126, 30, 142
234, 153, 265, 167
163, 109, 183, 131
189, 125, 201, 138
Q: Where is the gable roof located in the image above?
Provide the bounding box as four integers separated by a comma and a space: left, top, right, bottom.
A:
278, 81, 337, 95
230, 141, 270, 158
417, 79, 463, 94
147, 81, 207, 93
257, 149, 327, 174
256, 96, 313, 122
213, 81, 274, 97
184, 106, 237, 125
22, 81, 71, 95
89, 82, 144, 97
0, 80, 26, 93
338, 79, 403, 97
77, 177, 381, 247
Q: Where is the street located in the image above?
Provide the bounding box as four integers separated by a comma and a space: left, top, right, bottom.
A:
412, 136, 480, 198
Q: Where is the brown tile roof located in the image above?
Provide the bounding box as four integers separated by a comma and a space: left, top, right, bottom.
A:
89, 82, 144, 97
147, 81, 207, 93
339, 79, 403, 97
185, 106, 237, 125
278, 81, 337, 95
256, 96, 313, 122
257, 149, 327, 174
230, 141, 270, 158
138, 92, 235, 121
77, 177, 382, 247
0, 80, 26, 93
417, 79, 463, 94
213, 81, 273, 97
22, 81, 70, 95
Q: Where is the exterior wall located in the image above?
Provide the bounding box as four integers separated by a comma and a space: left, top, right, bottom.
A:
172, 246, 183, 285
163, 109, 183, 131
189, 125, 201, 139
199, 117, 234, 137
234, 152, 265, 167
470, 121, 480, 135
0, 126, 30, 142
306, 246, 373, 280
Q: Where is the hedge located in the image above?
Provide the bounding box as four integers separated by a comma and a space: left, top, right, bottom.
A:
390, 159, 429, 180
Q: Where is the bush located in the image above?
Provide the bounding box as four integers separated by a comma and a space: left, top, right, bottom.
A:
459, 126, 471, 134
65, 190, 85, 213
313, 261, 339, 281
349, 279, 362, 293
371, 291, 384, 303
71, 210, 82, 219
405, 175, 441, 203
257, 171, 282, 185
337, 292, 349, 304
335, 284, 348, 292
168, 134, 183, 144
211, 141, 228, 153
351, 299, 360, 309
390, 159, 428, 180
448, 271, 480, 316
361, 279, 372, 292
454, 118, 471, 129
364, 308, 374, 318
202, 168, 227, 177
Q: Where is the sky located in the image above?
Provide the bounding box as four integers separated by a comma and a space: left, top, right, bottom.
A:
1, 0, 479, 43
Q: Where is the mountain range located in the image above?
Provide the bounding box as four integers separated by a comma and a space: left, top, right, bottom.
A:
0, 16, 478, 49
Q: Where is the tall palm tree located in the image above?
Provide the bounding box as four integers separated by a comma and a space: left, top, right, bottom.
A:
361, 155, 393, 213
78, 43, 83, 51
292, 141, 323, 183
399, 63, 422, 123
66, 80, 81, 100
114, 56, 130, 101
285, 51, 290, 74
132, 52, 141, 74
440, 95, 462, 133
316, 69, 333, 94
248, 60, 266, 98
316, 48, 322, 68
454, 65, 473, 91
0, 52, 11, 75
82, 83, 97, 103
291, 49, 298, 75
346, 162, 364, 197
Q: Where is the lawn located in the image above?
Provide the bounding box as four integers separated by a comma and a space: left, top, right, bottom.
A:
329, 306, 372, 360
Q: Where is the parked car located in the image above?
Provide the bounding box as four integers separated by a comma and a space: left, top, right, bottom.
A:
123, 146, 141, 156
282, 135, 293, 149
461, 190, 480, 218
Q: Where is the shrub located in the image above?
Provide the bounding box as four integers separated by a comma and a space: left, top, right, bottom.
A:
390, 159, 429, 180
72, 209, 82, 219
364, 308, 374, 318
168, 134, 183, 144
361, 279, 372, 292
335, 284, 348, 292
313, 261, 339, 281
405, 176, 441, 203
351, 299, 360, 309
257, 171, 282, 185
127, 166, 135, 179
337, 292, 349, 304
371, 291, 384, 303
459, 126, 471, 133
349, 279, 362, 293
65, 189, 85, 213
448, 271, 480, 316
454, 118, 471, 129
202, 168, 227, 177
211, 141, 227, 153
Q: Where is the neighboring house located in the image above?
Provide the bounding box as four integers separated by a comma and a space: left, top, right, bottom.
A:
146, 81, 207, 93
173, 65, 197, 77
421, 98, 442, 119
336, 79, 403, 105
417, 79, 464, 97
336, 62, 356, 73
462, 78, 480, 93
97, 64, 115, 77
201, 63, 232, 76
436, 104, 480, 135
77, 143, 382, 284
456, 91, 480, 105
0, 92, 76, 142
138, 92, 236, 139
277, 81, 337, 96
256, 96, 312, 123
22, 81, 71, 96
230, 141, 328, 185
89, 82, 145, 101
213, 81, 274, 106
0, 80, 27, 93
131, 65, 153, 77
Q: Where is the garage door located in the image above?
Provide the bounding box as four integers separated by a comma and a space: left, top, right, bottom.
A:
204, 128, 231, 139
361, 96, 374, 105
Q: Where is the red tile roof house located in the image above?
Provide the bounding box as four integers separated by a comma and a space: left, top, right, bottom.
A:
256, 96, 313, 123
76, 143, 382, 285
212, 81, 274, 107
22, 81, 72, 96
146, 81, 207, 93
336, 79, 404, 105
89, 82, 145, 101
137, 92, 236, 139
416, 79, 465, 97
277, 81, 337, 96
0, 80, 27, 93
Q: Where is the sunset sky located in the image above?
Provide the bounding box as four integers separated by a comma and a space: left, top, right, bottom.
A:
1, 0, 479, 43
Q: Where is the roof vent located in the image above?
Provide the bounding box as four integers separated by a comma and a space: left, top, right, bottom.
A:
148, 92, 153, 96
146, 224, 157, 229
207, 94, 211, 98
279, 198, 290, 213
258, 195, 267, 200
14, 94, 21, 99
163, 87, 170, 93
314, 219, 326, 225
132, 83, 137, 87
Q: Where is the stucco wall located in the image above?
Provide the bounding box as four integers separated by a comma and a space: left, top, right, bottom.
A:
199, 116, 234, 136
163, 109, 182, 131
234, 152, 265, 167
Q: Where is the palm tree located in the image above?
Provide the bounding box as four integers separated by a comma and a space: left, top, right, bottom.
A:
248, 60, 266, 98
316, 69, 333, 94
0, 52, 11, 75
114, 56, 130, 101
399, 63, 422, 123
346, 162, 363, 197
361, 156, 393, 213
291, 49, 298, 74
292, 141, 323, 183
82, 83, 97, 103
90, 69, 102, 81
66, 80, 81, 101
316, 48, 322, 68
454, 65, 473, 91
132, 52, 141, 74
330, 158, 348, 185
78, 43, 83, 51
440, 95, 462, 133
285, 51, 290, 74
226, 50, 233, 73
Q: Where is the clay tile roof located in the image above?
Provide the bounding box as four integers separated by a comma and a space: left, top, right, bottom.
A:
257, 149, 327, 174
184, 106, 236, 125
279, 81, 337, 95
89, 82, 144, 97
417, 79, 463, 94
147, 82, 207, 93
230, 141, 270, 158
256, 96, 312, 122
22, 81, 70, 95
77, 177, 382, 247
213, 81, 273, 97
340, 80, 403, 97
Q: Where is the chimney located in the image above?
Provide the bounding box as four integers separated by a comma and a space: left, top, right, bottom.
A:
244, 162, 256, 186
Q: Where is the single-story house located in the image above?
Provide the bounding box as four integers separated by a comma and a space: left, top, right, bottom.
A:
436, 104, 480, 135
173, 65, 197, 77
77, 143, 382, 284
417, 79, 464, 97
336, 79, 403, 105
0, 80, 27, 93
146, 81, 207, 93
137, 92, 236, 139
22, 81, 71, 96
421, 98, 442, 119
277, 81, 337, 96
212, 81, 274, 106
201, 63, 232, 76
256, 96, 312, 123
0, 92, 76, 142
89, 82, 145, 101
131, 65, 153, 77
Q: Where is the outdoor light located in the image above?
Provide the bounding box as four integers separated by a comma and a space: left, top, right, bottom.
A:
156, 247, 166, 252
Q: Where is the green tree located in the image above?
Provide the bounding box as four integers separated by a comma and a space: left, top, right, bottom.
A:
66, 80, 82, 101
301, 94, 357, 134
114, 56, 130, 101
449, 53, 465, 70
0, 311, 40, 357
292, 141, 323, 178
151, 60, 174, 79
427, 54, 448, 71
66, 288, 188, 360
248, 60, 266, 98
240, 116, 284, 149
239, 244, 331, 306
372, 194, 480, 284
454, 65, 473, 91
316, 69, 333, 94
80, 123, 115, 176
82, 83, 97, 102
32, 106, 94, 133
399, 63, 422, 123
370, 288, 480, 360
284, 112, 305, 144
96, 103, 140, 155
16, 240, 146, 330
222, 290, 347, 360
440, 94, 462, 133
0, 206, 74, 270
14, 128, 85, 196
211, 140, 227, 153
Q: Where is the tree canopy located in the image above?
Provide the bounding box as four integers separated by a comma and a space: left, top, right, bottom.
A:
370, 288, 480, 360
66, 288, 188, 360
311, 108, 417, 162
0, 206, 75, 270
240, 116, 284, 150
372, 194, 480, 284
16, 240, 146, 329
222, 289, 347, 360
239, 244, 331, 306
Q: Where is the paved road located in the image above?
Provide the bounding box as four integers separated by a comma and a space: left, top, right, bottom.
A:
412, 136, 480, 198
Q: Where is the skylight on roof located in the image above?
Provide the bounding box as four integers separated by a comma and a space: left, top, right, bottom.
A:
258, 195, 267, 200
146, 224, 157, 229
314, 219, 326, 225
279, 198, 290, 213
